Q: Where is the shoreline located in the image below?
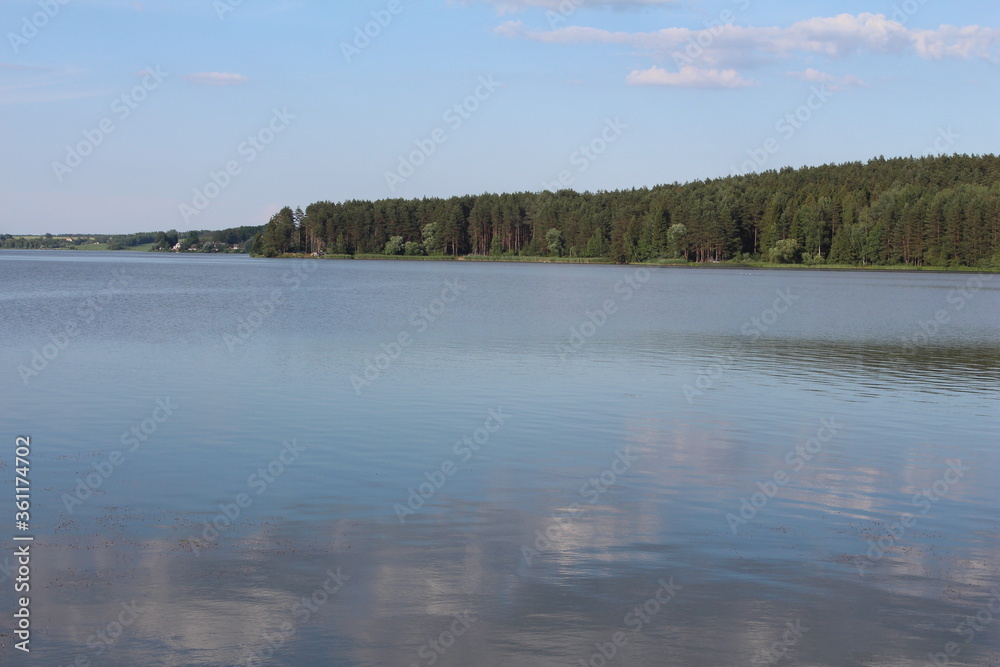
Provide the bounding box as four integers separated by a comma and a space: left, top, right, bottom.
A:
270, 252, 1000, 275
2, 247, 996, 274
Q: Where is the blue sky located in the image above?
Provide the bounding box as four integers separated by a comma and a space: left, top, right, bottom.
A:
1, 0, 997, 234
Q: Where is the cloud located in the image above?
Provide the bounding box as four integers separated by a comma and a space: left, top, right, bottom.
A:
627, 65, 756, 88
786, 68, 866, 89
0, 86, 105, 106
496, 12, 998, 89
0, 62, 46, 71
910, 24, 1000, 60
0, 65, 105, 106
466, 0, 676, 15
496, 13, 1000, 66
184, 72, 248, 86
496, 20, 655, 47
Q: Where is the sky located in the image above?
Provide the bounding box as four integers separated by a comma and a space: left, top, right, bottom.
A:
1, 0, 997, 235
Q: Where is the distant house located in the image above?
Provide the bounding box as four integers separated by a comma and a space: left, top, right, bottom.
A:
172, 242, 182, 251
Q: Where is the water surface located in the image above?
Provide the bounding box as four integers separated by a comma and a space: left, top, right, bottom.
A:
0, 251, 997, 666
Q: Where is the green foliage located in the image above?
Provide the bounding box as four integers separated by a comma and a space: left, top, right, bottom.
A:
1, 226, 258, 253
769, 239, 802, 264
489, 233, 504, 256
152, 230, 178, 251
267, 208, 296, 256
237, 154, 1000, 267
583, 230, 609, 258
422, 223, 443, 255
384, 236, 405, 255
545, 228, 565, 257
331, 235, 344, 254
667, 223, 688, 259
10, 154, 1000, 270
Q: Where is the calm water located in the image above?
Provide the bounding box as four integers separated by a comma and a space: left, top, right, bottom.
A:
0, 250, 998, 666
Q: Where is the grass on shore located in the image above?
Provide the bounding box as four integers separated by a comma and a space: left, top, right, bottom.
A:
10, 244, 996, 272
305, 253, 1000, 272
461, 255, 613, 264
353, 253, 457, 261
719, 260, 998, 272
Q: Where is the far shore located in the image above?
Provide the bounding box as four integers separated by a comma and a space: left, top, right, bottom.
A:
270, 252, 1000, 274
4, 247, 997, 273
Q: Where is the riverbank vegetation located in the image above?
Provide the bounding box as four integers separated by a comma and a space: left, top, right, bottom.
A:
251, 154, 1000, 268
5, 155, 998, 268
0, 226, 261, 253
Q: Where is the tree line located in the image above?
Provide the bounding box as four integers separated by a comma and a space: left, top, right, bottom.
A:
251, 155, 999, 267
149, 226, 261, 252
7, 154, 995, 266
0, 226, 261, 252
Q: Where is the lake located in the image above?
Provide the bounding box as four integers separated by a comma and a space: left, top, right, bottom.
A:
0, 250, 997, 666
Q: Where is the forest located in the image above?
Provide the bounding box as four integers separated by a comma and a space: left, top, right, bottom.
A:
0, 226, 261, 252
252, 154, 1000, 267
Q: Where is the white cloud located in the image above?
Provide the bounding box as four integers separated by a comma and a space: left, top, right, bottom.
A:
467, 0, 676, 15
184, 72, 248, 86
627, 65, 756, 88
0, 62, 45, 71
0, 65, 105, 106
910, 24, 1000, 60
788, 68, 834, 82
496, 13, 1000, 65
786, 68, 866, 89
496, 12, 998, 89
